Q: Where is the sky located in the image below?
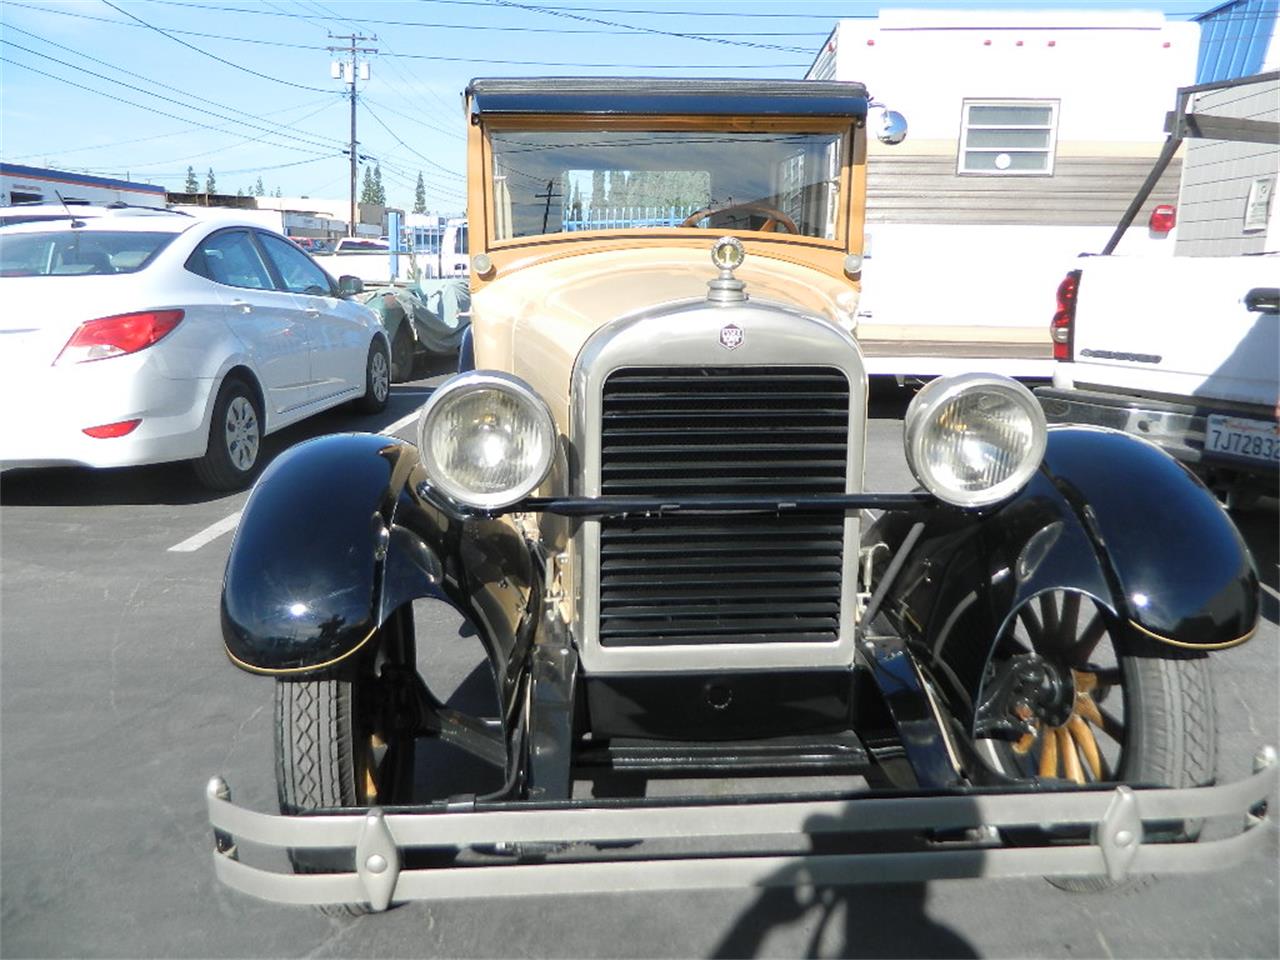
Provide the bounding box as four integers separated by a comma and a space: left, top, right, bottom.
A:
0, 0, 1227, 214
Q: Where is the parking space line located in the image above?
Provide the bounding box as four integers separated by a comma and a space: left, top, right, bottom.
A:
381, 409, 422, 438
166, 405, 427, 554
168, 510, 243, 553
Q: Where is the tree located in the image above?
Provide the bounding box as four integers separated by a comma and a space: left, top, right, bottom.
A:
372, 163, 386, 206
274, 187, 282, 198
254, 176, 265, 197
205, 167, 217, 194
413, 172, 426, 214
185, 165, 199, 193
360, 166, 377, 204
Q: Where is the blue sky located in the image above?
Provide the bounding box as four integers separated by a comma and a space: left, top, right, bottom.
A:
0, 0, 1222, 212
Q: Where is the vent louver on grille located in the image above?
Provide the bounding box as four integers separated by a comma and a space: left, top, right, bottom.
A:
598, 366, 850, 647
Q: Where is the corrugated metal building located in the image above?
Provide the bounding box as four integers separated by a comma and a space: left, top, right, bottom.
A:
1196, 0, 1278, 82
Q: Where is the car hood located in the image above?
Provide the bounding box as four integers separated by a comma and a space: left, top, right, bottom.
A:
469, 246, 860, 431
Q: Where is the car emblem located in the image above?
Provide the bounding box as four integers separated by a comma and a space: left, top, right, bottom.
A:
719, 323, 744, 350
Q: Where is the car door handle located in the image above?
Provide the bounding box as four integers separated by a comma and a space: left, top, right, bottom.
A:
1244, 288, 1279, 314
304, 307, 321, 318
230, 300, 252, 314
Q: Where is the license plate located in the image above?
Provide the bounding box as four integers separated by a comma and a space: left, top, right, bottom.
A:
1205, 414, 1280, 465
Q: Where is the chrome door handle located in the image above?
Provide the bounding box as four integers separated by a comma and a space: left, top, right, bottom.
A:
230, 300, 252, 314
304, 308, 321, 317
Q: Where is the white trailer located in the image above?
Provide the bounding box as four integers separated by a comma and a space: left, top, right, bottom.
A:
808, 10, 1200, 379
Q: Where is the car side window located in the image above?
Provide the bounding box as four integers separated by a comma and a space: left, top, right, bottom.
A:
188, 231, 274, 291
257, 233, 333, 296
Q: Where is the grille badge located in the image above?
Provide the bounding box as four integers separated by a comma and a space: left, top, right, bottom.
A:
719, 323, 744, 350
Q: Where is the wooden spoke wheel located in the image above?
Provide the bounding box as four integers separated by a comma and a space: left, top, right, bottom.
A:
976, 589, 1217, 892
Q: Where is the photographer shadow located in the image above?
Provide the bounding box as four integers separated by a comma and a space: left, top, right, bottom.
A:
711, 807, 980, 959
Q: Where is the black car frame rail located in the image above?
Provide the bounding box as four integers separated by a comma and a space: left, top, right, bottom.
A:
208, 427, 1275, 911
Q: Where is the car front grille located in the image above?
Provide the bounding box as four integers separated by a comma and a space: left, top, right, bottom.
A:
598, 366, 850, 647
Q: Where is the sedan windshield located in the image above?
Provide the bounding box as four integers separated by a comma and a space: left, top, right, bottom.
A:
489, 128, 844, 241
0, 230, 177, 277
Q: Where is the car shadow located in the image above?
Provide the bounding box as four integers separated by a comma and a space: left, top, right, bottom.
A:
0, 386, 432, 508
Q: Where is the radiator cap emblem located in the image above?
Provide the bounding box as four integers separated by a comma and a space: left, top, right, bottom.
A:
707, 236, 748, 304
719, 323, 744, 350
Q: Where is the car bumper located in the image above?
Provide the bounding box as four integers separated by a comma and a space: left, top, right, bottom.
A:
0, 356, 212, 470
206, 747, 1276, 911
1036, 386, 1279, 477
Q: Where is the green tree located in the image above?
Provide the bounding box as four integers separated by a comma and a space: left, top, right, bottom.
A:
360, 166, 377, 204
254, 176, 265, 197
274, 186, 282, 198
413, 172, 426, 214
184, 165, 198, 193
205, 167, 217, 194
372, 163, 386, 205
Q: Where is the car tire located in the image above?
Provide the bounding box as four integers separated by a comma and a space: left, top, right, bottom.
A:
274, 607, 418, 915
354, 337, 391, 414
193, 377, 263, 491
390, 324, 415, 383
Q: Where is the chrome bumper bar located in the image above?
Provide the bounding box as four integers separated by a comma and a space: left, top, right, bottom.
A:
208, 747, 1276, 911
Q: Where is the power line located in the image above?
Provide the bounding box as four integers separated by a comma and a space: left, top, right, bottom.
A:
4, 95, 337, 161
139, 0, 830, 35
484, 0, 811, 52
360, 99, 468, 181
0, 40, 347, 158
6, 2, 809, 67
3, 24, 348, 155
98, 0, 336, 92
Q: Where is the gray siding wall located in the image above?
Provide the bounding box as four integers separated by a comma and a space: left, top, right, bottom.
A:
866, 155, 1182, 226
1175, 77, 1279, 256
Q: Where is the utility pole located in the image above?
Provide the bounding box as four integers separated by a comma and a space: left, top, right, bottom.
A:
328, 35, 376, 238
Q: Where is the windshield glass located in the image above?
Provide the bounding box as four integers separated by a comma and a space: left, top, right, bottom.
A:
489, 128, 844, 241
0, 230, 176, 277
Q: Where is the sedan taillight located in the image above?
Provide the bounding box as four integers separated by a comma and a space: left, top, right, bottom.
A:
1051, 271, 1080, 362
55, 309, 184, 365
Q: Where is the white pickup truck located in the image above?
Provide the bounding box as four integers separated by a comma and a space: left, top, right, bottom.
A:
1036, 72, 1278, 504
1037, 254, 1278, 500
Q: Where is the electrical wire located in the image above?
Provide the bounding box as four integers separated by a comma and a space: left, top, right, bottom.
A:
98, 0, 336, 92
0, 41, 346, 158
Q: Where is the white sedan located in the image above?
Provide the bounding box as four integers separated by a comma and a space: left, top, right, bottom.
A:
0, 208, 391, 489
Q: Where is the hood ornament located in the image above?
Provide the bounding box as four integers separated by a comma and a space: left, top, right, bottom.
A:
706, 236, 748, 304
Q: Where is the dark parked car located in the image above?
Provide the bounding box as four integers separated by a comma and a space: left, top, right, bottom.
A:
207, 78, 1274, 913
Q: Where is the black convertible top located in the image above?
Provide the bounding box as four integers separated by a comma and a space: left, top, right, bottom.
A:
466, 77, 869, 120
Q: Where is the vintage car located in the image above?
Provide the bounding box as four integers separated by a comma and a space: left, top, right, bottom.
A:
207, 78, 1274, 912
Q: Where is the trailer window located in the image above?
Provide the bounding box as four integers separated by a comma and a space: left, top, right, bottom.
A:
958, 100, 1058, 176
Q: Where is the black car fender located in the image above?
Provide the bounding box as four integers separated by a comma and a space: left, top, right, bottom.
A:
220, 433, 538, 702
865, 426, 1258, 726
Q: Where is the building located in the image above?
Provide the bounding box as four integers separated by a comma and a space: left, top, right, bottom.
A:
1, 163, 166, 209
807, 10, 1199, 379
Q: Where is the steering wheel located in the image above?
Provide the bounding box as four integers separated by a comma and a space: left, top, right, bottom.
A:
680, 202, 799, 235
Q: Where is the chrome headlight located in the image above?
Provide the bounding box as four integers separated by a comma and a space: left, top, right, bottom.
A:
417, 371, 556, 509
904, 374, 1047, 508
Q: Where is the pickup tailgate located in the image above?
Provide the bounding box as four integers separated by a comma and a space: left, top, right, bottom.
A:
1064, 253, 1278, 408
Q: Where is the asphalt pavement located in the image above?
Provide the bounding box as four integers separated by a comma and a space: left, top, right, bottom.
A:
1, 378, 1276, 959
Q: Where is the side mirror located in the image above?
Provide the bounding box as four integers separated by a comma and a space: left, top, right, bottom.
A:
338, 275, 364, 297
875, 109, 909, 146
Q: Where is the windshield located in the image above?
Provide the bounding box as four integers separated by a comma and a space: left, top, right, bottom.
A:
0, 230, 176, 277
489, 128, 844, 241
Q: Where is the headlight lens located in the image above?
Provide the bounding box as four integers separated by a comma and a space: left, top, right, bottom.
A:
417, 371, 556, 509
904, 374, 1047, 508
